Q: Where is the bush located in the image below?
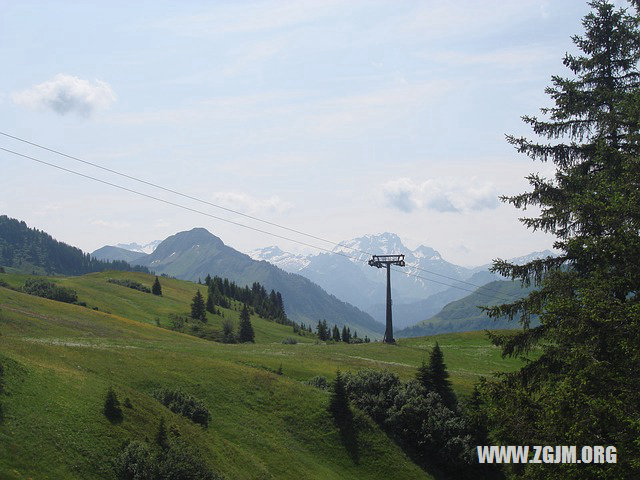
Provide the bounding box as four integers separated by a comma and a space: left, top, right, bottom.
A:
343, 369, 401, 423
306, 376, 328, 390
114, 439, 223, 480
152, 388, 210, 427
107, 278, 151, 293
281, 337, 297, 345
23, 278, 77, 303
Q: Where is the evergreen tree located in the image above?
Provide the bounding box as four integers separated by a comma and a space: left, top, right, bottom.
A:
206, 289, 215, 314
316, 320, 329, 341
481, 2, 640, 477
155, 417, 169, 450
332, 325, 341, 342
416, 358, 432, 391
204, 274, 212, 286
341, 325, 350, 343
238, 304, 255, 343
427, 342, 456, 409
151, 276, 162, 296
103, 386, 123, 423
328, 370, 351, 425
190, 290, 206, 322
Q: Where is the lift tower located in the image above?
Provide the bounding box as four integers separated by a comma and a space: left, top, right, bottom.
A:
368, 254, 405, 343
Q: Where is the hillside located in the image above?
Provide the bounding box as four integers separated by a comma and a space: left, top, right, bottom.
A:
115, 228, 385, 339
0, 270, 526, 479
397, 280, 536, 338
0, 215, 148, 275
91, 245, 148, 264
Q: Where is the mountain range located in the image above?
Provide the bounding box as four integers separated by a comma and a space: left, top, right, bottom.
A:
93, 230, 553, 336
92, 228, 384, 339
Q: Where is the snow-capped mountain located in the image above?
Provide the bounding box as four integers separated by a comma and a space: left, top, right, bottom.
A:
248, 233, 556, 329
248, 246, 311, 272
115, 240, 162, 255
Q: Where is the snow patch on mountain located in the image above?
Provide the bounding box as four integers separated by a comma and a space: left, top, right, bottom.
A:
248, 246, 312, 272
115, 240, 162, 255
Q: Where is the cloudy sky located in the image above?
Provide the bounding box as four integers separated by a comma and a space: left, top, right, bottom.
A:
0, 1, 608, 265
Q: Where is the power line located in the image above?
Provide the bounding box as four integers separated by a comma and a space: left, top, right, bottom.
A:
0, 131, 521, 300
1, 145, 519, 303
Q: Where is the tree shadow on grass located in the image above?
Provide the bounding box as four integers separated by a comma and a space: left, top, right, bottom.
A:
334, 412, 360, 464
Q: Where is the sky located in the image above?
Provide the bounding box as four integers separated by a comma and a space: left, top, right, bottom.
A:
0, 0, 616, 266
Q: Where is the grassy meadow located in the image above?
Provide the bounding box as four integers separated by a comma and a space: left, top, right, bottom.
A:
0, 270, 526, 479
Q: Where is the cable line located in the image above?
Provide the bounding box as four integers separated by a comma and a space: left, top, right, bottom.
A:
0, 131, 522, 300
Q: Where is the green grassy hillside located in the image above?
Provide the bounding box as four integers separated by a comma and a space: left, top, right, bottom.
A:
398, 280, 536, 338
0, 270, 525, 479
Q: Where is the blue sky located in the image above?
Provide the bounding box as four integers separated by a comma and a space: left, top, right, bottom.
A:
0, 1, 610, 265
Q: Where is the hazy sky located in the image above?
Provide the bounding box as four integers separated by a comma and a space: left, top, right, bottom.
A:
0, 1, 610, 265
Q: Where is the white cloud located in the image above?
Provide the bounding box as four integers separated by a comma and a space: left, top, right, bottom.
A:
210, 191, 293, 216
382, 177, 499, 213
12, 74, 116, 117
90, 219, 130, 229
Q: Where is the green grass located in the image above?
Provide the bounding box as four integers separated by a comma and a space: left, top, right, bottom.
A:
0, 270, 526, 479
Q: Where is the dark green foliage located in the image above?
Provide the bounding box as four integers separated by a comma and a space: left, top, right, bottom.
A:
152, 388, 210, 427
332, 325, 341, 342
0, 215, 149, 275
0, 266, 5, 273
104, 386, 123, 423
22, 278, 78, 303
316, 319, 330, 341
108, 278, 151, 293
343, 369, 482, 476
479, 2, 640, 478
114, 440, 155, 480
306, 376, 328, 390
238, 304, 255, 343
328, 371, 351, 425
341, 325, 350, 343
190, 290, 206, 322
152, 276, 162, 296
205, 290, 215, 313
114, 439, 222, 480
281, 337, 297, 344
425, 342, 457, 409
124, 397, 133, 409
221, 318, 235, 343
155, 417, 169, 450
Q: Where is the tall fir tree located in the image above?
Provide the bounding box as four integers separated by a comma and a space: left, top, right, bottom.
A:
151, 276, 162, 296
238, 304, 255, 343
103, 386, 123, 423
190, 290, 206, 322
332, 325, 341, 342
206, 288, 215, 314
480, 2, 640, 478
427, 342, 456, 409
328, 370, 351, 425
341, 325, 350, 343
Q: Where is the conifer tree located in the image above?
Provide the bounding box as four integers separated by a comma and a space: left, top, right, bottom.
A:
481, 2, 640, 476
238, 304, 255, 343
328, 370, 351, 425
206, 289, 215, 314
427, 342, 456, 409
155, 417, 169, 450
332, 325, 341, 342
190, 290, 206, 322
341, 325, 350, 343
103, 386, 123, 422
152, 276, 162, 296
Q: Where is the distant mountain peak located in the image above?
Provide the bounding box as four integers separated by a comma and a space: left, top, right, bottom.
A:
413, 245, 442, 260
115, 240, 162, 254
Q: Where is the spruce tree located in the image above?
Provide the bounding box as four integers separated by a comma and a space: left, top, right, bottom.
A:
206, 289, 215, 314
328, 370, 351, 425
341, 325, 350, 343
190, 290, 206, 322
427, 342, 456, 409
103, 386, 123, 423
481, 2, 640, 477
155, 417, 169, 450
152, 276, 162, 296
238, 304, 255, 343
332, 325, 341, 342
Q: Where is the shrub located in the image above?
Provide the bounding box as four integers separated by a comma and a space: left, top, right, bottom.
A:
152, 388, 210, 427
306, 376, 328, 390
107, 278, 151, 293
281, 337, 297, 345
114, 440, 155, 480
23, 278, 77, 303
